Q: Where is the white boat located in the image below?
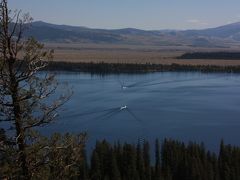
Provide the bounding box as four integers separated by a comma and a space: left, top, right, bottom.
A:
120, 105, 127, 110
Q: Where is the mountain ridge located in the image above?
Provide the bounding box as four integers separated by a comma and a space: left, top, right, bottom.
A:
25, 21, 240, 47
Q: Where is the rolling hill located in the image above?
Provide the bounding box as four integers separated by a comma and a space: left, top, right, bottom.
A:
24, 21, 240, 47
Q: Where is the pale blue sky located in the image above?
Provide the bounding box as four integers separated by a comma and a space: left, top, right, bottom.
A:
9, 0, 240, 30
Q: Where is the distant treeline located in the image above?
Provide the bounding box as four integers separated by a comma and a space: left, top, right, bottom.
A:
44, 61, 240, 74
179, 52, 240, 60
81, 139, 240, 180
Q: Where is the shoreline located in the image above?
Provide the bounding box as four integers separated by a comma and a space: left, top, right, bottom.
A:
46, 61, 240, 74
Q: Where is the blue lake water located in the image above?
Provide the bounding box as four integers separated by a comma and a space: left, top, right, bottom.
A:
45, 72, 240, 152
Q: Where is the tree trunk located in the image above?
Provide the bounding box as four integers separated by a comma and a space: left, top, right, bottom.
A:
9, 59, 30, 179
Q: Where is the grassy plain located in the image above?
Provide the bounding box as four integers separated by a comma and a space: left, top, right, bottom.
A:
44, 43, 240, 66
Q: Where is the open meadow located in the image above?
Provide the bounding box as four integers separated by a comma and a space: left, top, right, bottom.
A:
45, 43, 240, 66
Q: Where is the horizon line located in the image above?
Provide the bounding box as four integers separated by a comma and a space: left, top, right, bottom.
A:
32, 20, 240, 32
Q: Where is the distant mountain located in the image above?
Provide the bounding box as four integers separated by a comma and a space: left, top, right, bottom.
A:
24, 21, 240, 47
182, 22, 240, 40
25, 21, 122, 43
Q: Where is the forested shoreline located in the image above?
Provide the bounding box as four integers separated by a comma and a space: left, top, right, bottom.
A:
179, 52, 240, 60
44, 61, 240, 74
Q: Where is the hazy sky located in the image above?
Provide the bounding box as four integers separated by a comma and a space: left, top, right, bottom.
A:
9, 0, 240, 30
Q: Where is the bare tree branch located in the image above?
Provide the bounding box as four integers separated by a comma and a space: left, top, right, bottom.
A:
0, 1, 73, 178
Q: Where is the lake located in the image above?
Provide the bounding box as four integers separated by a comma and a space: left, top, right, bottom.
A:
45, 71, 240, 152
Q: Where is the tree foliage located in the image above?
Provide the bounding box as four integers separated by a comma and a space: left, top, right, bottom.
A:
0, 0, 80, 179
88, 139, 240, 180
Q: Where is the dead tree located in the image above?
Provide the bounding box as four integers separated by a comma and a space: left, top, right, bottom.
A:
0, 0, 71, 178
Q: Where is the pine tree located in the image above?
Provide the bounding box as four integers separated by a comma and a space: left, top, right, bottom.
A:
122, 143, 139, 180
136, 140, 145, 180
143, 141, 151, 180
79, 147, 89, 180
110, 149, 121, 180
154, 139, 161, 180
91, 150, 101, 180
219, 140, 230, 180
114, 141, 123, 178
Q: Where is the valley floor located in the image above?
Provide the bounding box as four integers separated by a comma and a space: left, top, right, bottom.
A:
45, 43, 240, 66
